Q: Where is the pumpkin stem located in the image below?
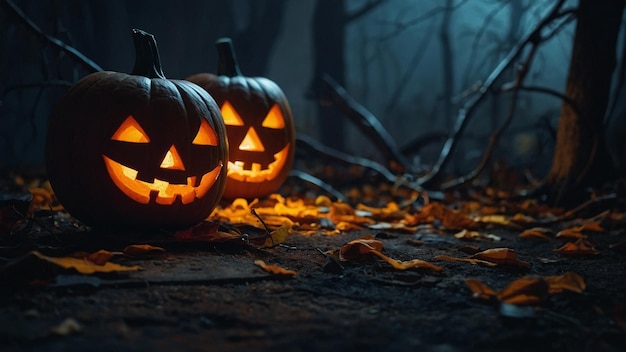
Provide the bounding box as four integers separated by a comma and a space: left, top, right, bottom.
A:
131, 29, 166, 79
216, 37, 242, 77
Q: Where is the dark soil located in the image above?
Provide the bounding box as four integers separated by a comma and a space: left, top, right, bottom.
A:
1, 220, 625, 352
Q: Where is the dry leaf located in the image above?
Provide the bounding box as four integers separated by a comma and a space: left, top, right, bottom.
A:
123, 244, 166, 256
434, 254, 497, 267
465, 279, 497, 300
556, 228, 586, 239
86, 250, 114, 265
470, 248, 530, 268
410, 202, 478, 230
370, 251, 442, 272
264, 222, 291, 248
554, 239, 599, 256
497, 276, 549, 305
467, 272, 586, 306
339, 235, 441, 272
519, 227, 553, 240
254, 260, 296, 276
575, 221, 604, 232
32, 251, 141, 274
339, 235, 384, 261
546, 272, 586, 294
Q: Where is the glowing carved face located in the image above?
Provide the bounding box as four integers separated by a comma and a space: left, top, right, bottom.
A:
102, 115, 223, 205
220, 101, 290, 183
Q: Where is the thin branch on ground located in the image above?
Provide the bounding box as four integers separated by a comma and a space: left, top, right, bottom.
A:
296, 135, 397, 183
288, 170, 345, 201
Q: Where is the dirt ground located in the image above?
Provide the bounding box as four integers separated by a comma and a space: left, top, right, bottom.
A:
1, 217, 625, 352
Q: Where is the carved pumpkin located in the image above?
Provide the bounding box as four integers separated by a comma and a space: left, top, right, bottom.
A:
186, 38, 295, 200
46, 29, 228, 229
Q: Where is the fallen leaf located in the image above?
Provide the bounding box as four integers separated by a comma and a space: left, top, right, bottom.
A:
519, 227, 553, 240
575, 221, 604, 232
554, 239, 599, 256
434, 254, 497, 267
87, 250, 114, 265
263, 222, 291, 248
467, 272, 586, 306
410, 202, 478, 230
123, 244, 166, 256
465, 279, 497, 300
339, 235, 384, 261
497, 276, 549, 305
339, 235, 441, 272
32, 251, 141, 274
546, 272, 586, 294
556, 228, 586, 239
370, 251, 442, 272
254, 260, 296, 276
470, 248, 530, 268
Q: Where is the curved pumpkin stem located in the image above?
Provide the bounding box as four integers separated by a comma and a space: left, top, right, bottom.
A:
131, 29, 166, 79
216, 37, 243, 77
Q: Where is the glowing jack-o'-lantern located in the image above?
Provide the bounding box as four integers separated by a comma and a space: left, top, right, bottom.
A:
46, 29, 228, 229
187, 38, 296, 200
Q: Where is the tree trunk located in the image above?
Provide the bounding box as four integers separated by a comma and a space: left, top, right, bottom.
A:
311, 0, 346, 150
546, 0, 623, 205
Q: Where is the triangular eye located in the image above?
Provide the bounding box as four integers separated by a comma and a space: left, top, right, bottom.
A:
221, 101, 244, 126
261, 104, 285, 129
192, 119, 218, 146
112, 115, 149, 143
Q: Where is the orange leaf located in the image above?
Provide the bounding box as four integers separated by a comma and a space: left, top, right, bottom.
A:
470, 248, 530, 268
556, 228, 586, 239
497, 276, 549, 305
254, 260, 296, 276
546, 272, 586, 294
340, 235, 441, 272
554, 239, 599, 256
519, 227, 553, 240
123, 244, 165, 256
86, 250, 114, 265
465, 279, 497, 300
576, 221, 604, 232
32, 251, 141, 274
434, 254, 497, 267
370, 251, 442, 272
339, 235, 384, 261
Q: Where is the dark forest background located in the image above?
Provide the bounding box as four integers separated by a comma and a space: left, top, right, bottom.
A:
1, 0, 625, 181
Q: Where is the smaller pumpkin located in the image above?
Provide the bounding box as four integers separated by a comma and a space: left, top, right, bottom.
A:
46, 29, 228, 229
186, 38, 296, 200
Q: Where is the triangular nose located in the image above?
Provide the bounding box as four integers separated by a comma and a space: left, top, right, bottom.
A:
160, 145, 185, 170
238, 127, 265, 152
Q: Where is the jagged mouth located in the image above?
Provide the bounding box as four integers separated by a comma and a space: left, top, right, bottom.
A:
103, 156, 223, 205
227, 144, 290, 183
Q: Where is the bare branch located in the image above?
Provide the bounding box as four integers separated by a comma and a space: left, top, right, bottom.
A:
415, 0, 568, 188
345, 0, 386, 23
2, 0, 103, 73
321, 74, 414, 172
296, 135, 397, 183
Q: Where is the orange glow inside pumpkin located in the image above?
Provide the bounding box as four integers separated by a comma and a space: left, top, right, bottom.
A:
239, 127, 264, 152
227, 144, 290, 183
104, 115, 223, 205
220, 102, 290, 183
